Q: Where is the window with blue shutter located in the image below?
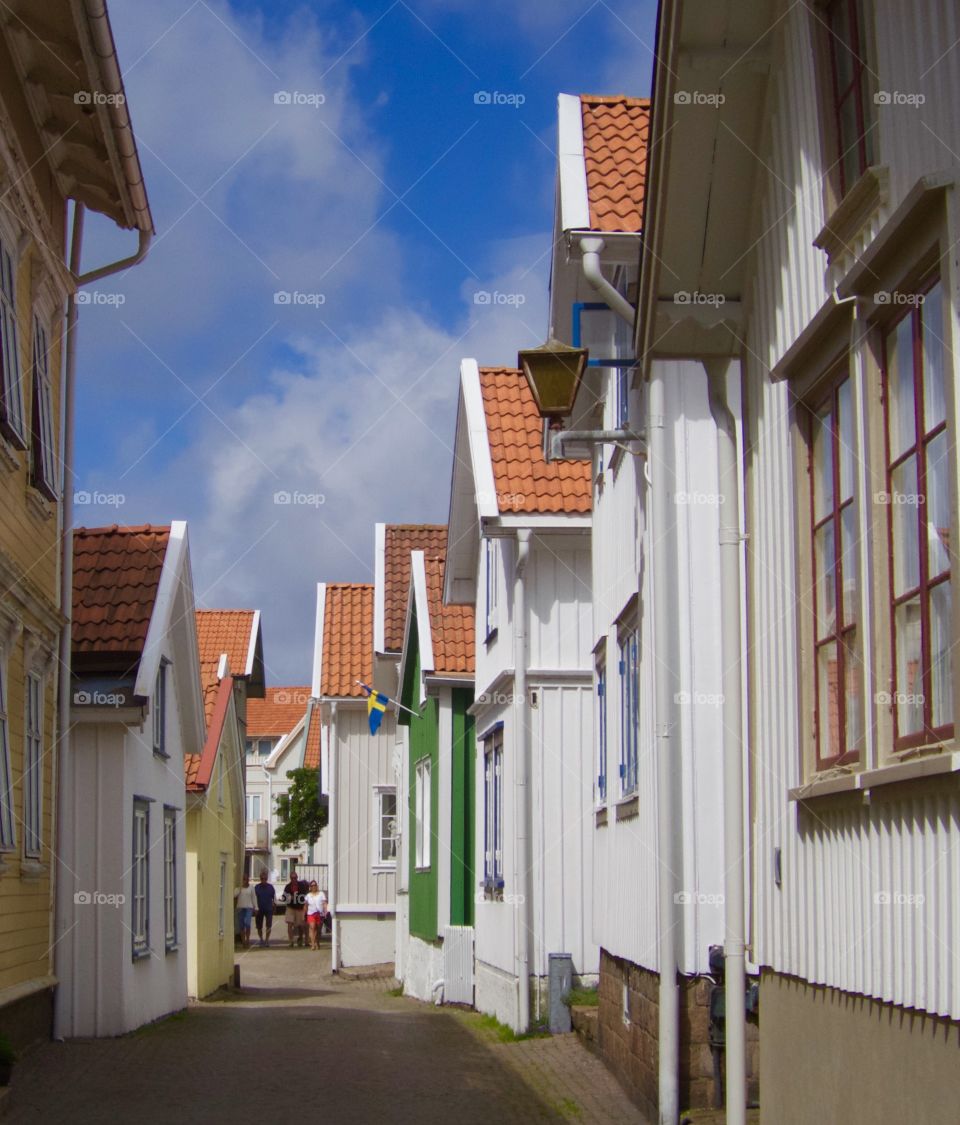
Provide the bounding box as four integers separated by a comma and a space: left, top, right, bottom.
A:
596, 650, 607, 802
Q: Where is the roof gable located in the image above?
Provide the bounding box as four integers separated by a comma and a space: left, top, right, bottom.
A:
478, 367, 592, 515
72, 524, 170, 670
320, 584, 374, 698
195, 609, 259, 722
381, 525, 447, 652
580, 95, 650, 234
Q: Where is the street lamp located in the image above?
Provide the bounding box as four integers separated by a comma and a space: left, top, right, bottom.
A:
517, 337, 589, 423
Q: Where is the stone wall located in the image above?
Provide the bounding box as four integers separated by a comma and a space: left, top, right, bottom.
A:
597, 949, 759, 1117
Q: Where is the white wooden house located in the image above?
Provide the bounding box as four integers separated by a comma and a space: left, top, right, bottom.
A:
545, 92, 744, 1116
57, 524, 202, 1036
631, 1, 960, 1120
244, 687, 328, 885
312, 583, 397, 969
444, 360, 596, 1031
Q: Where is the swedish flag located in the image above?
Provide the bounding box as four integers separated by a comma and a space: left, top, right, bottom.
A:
361, 682, 389, 735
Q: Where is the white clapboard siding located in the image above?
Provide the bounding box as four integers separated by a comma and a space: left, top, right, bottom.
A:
443, 926, 475, 1004
747, 0, 960, 1020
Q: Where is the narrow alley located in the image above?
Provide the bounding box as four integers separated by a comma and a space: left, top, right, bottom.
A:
3, 944, 642, 1125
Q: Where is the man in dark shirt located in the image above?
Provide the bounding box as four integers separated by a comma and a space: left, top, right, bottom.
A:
282, 870, 309, 947
254, 870, 277, 947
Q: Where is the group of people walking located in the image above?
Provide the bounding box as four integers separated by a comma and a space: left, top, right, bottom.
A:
234, 870, 331, 949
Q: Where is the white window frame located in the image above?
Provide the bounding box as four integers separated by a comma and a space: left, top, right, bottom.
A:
0, 228, 25, 449
217, 751, 224, 806
596, 645, 608, 804
163, 807, 177, 951
132, 800, 149, 957
30, 312, 57, 499
246, 793, 261, 822
153, 661, 167, 757
484, 538, 499, 641
483, 727, 504, 891
0, 639, 14, 850
413, 761, 431, 871
23, 669, 43, 858
373, 786, 397, 868
619, 618, 639, 797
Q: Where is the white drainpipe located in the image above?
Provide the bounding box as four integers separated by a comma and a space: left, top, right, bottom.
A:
329, 702, 339, 971
579, 237, 636, 327
514, 529, 532, 1030
705, 360, 746, 1125
648, 364, 680, 1125
53, 203, 152, 1040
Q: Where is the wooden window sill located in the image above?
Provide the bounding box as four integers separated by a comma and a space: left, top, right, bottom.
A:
615, 795, 639, 821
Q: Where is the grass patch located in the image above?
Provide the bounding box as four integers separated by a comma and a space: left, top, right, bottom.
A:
465, 1012, 550, 1043
387, 985, 405, 997
563, 986, 599, 1008
132, 1009, 188, 1036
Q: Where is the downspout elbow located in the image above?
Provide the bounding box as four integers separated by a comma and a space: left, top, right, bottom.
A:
579, 237, 636, 328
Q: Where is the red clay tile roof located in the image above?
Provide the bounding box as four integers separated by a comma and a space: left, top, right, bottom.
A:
478, 368, 592, 515
580, 95, 650, 234
423, 552, 474, 676
247, 686, 312, 738
72, 525, 170, 662
303, 703, 321, 770
383, 525, 447, 652
195, 610, 257, 723
321, 584, 373, 698
186, 675, 234, 792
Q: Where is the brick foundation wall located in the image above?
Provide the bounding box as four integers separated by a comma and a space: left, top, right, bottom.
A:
597, 949, 759, 1116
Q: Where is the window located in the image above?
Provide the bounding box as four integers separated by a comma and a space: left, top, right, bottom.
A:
245, 739, 254, 757
153, 662, 167, 756
596, 648, 608, 803
30, 315, 57, 499
883, 278, 952, 747
246, 793, 262, 822
808, 370, 863, 766
376, 787, 397, 865
0, 233, 25, 447
163, 807, 177, 951
280, 857, 291, 881
484, 538, 499, 640
217, 751, 224, 805
23, 671, 43, 857
483, 728, 503, 889
825, 0, 876, 195
619, 624, 639, 795
132, 800, 149, 957
0, 644, 14, 849
218, 856, 227, 937
414, 761, 431, 870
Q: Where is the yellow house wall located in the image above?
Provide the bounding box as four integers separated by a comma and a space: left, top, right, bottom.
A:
0, 46, 67, 1019
186, 743, 244, 999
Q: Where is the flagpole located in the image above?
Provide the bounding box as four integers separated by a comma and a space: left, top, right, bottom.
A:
355, 680, 421, 720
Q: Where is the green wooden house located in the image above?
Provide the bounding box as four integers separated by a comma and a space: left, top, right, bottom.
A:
396, 546, 476, 1003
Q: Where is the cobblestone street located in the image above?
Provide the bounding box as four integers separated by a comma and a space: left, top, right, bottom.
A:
4, 944, 644, 1124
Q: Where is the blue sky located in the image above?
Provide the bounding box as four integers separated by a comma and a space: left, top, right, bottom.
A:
74, 0, 656, 682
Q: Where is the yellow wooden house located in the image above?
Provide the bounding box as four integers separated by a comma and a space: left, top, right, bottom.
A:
0, 1, 152, 1045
